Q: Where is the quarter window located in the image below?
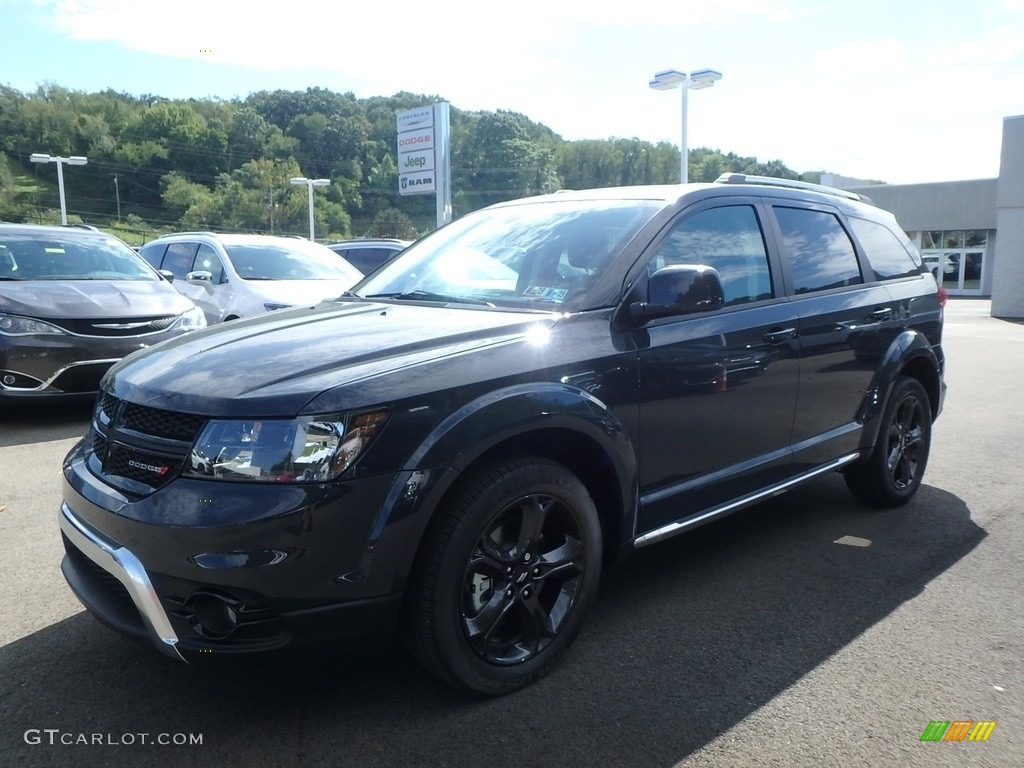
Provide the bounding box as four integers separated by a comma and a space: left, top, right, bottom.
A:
652, 205, 773, 306
847, 217, 921, 281
773, 207, 862, 294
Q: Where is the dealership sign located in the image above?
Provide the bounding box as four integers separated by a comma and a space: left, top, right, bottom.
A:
396, 103, 451, 225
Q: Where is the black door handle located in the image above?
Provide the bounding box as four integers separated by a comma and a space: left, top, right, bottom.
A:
763, 327, 796, 344
868, 307, 893, 322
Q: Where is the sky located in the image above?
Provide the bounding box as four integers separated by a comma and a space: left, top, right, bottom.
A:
2, 0, 1022, 185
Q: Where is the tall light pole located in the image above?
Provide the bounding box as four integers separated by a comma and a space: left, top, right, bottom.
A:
289, 176, 330, 240
30, 153, 88, 225
649, 69, 722, 184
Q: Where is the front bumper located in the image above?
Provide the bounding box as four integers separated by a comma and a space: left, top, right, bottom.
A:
60, 502, 185, 659
60, 442, 409, 661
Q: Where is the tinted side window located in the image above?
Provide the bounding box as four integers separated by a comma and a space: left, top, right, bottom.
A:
161, 242, 199, 279
345, 248, 391, 274
194, 243, 226, 283
138, 243, 165, 269
652, 205, 773, 306
773, 207, 862, 294
847, 217, 922, 281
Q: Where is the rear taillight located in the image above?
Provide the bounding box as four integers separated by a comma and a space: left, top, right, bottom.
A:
937, 285, 948, 308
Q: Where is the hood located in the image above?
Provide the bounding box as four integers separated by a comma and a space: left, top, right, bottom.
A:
0, 279, 192, 318
107, 299, 558, 416
235, 279, 355, 306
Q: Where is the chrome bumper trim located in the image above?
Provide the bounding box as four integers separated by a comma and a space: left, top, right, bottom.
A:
59, 502, 184, 661
0, 358, 119, 392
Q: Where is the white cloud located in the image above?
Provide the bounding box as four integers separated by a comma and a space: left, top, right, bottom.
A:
9, 0, 1022, 182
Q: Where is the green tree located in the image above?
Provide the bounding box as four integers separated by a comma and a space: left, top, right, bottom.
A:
366, 207, 417, 239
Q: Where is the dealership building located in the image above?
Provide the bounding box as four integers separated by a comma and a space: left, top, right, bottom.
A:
822, 114, 1024, 318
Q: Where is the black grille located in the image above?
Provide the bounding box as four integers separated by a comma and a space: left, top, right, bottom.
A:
91, 431, 108, 459
105, 443, 183, 487
49, 315, 178, 337
121, 402, 206, 443
89, 392, 207, 494
50, 362, 114, 393
96, 391, 118, 425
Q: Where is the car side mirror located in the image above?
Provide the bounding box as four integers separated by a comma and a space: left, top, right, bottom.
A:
629, 265, 725, 322
159, 269, 174, 284
186, 270, 213, 284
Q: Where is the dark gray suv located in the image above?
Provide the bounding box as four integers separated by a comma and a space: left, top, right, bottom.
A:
60, 175, 945, 694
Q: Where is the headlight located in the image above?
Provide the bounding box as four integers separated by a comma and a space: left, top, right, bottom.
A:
184, 409, 390, 483
263, 302, 293, 312
172, 306, 207, 331
0, 314, 68, 335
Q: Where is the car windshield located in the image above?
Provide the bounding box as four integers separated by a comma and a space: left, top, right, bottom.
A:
0, 235, 158, 281
224, 241, 362, 282
357, 198, 662, 311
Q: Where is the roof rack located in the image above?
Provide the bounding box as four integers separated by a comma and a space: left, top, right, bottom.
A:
715, 173, 874, 204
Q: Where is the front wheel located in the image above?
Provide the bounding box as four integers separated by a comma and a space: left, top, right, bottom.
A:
844, 375, 932, 507
404, 455, 602, 695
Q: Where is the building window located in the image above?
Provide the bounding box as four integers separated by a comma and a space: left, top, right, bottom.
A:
919, 229, 988, 295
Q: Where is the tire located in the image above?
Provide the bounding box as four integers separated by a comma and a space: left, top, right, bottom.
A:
844, 375, 932, 507
404, 455, 602, 695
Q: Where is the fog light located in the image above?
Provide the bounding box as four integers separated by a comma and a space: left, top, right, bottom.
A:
2, 375, 14, 385
186, 592, 240, 640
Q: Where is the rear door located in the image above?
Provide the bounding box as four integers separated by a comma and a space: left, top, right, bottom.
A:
634, 199, 800, 535
766, 202, 901, 470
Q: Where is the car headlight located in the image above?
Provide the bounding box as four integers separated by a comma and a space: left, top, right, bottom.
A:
184, 409, 390, 483
263, 302, 293, 312
0, 314, 68, 335
172, 306, 207, 331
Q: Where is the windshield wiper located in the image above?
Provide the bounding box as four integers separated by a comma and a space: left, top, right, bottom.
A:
366, 290, 495, 307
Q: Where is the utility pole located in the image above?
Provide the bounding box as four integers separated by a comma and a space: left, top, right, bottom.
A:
113, 174, 121, 222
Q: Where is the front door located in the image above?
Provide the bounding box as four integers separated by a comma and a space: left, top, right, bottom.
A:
634, 202, 800, 534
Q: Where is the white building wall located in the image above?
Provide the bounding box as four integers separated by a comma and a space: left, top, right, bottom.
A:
992, 115, 1024, 318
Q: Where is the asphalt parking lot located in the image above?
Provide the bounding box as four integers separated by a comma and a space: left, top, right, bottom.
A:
0, 298, 1021, 768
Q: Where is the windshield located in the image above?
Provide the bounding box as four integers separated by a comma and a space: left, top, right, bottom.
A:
357, 198, 662, 311
0, 234, 158, 281
224, 240, 363, 282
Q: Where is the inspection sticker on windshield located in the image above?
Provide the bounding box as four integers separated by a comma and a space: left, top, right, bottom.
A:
523, 286, 568, 301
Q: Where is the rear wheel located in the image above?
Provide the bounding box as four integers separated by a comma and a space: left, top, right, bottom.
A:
404, 455, 602, 695
844, 375, 932, 507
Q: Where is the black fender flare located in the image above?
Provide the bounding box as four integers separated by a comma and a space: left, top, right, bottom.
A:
856, 329, 942, 451
362, 382, 638, 594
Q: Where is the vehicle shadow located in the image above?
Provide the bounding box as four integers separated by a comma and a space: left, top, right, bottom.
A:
0, 476, 983, 768
0, 399, 92, 447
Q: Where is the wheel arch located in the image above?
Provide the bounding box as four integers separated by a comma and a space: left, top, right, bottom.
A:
857, 329, 942, 451
372, 383, 638, 602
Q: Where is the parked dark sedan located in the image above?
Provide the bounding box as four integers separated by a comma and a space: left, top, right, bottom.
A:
60, 176, 945, 694
0, 224, 205, 400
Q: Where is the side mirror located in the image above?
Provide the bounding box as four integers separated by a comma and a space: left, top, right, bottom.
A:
159, 269, 174, 284
186, 270, 213, 284
630, 265, 725, 322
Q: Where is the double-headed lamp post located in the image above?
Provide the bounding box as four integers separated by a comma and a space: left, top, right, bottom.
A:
30, 153, 88, 225
648, 69, 722, 184
289, 176, 330, 240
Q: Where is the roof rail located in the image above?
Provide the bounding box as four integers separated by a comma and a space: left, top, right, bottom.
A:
715, 173, 874, 204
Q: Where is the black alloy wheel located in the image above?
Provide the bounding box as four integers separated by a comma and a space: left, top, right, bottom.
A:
845, 375, 932, 507
404, 455, 602, 695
